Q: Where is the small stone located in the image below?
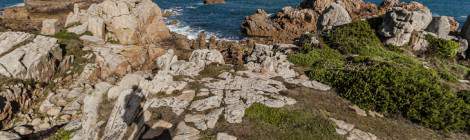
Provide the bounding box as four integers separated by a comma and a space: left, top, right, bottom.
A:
0, 131, 21, 140
63, 121, 81, 131
347, 129, 378, 140
349, 105, 367, 117
41, 19, 59, 35
80, 35, 105, 45
335, 128, 348, 135
217, 133, 237, 140
190, 96, 222, 111
31, 118, 42, 126
151, 120, 173, 129
38, 122, 52, 131
13, 126, 33, 135
60, 114, 71, 121
329, 118, 354, 132
46, 107, 62, 117
368, 111, 384, 118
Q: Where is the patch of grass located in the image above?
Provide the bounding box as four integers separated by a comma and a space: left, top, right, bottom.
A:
54, 30, 80, 40
288, 45, 344, 67
425, 35, 460, 59
49, 129, 73, 140
245, 103, 341, 140
197, 63, 232, 78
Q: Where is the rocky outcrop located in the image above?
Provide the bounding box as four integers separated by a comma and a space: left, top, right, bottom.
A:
300, 0, 376, 19
241, 7, 318, 43
318, 2, 352, 30
330, 118, 377, 140
379, 2, 432, 46
101, 88, 143, 140
156, 49, 225, 76
242, 0, 378, 43
92, 44, 165, 79
426, 16, 455, 39
0, 80, 42, 128
25, 0, 104, 13
245, 44, 297, 79
463, 16, 470, 42
378, 0, 400, 14
65, 0, 171, 45
0, 33, 62, 82
204, 0, 225, 5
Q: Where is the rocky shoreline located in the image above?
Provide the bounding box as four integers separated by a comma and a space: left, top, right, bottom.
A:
0, 0, 469, 139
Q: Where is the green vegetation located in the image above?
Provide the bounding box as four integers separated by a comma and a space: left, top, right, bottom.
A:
289, 21, 470, 132
53, 30, 93, 78
425, 35, 460, 59
198, 63, 232, 78
54, 31, 80, 40
245, 103, 341, 140
49, 129, 73, 140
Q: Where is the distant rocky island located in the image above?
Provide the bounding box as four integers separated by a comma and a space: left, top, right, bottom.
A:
0, 0, 469, 140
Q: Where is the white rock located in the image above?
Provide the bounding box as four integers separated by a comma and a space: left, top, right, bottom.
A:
41, 19, 59, 35
380, 6, 432, 46
190, 96, 222, 111
0, 35, 60, 82
224, 103, 247, 123
0, 32, 35, 55
173, 122, 200, 140
139, 71, 188, 95
329, 118, 355, 132
347, 129, 378, 140
72, 83, 108, 140
63, 121, 82, 131
217, 133, 237, 140
145, 89, 195, 115
13, 126, 33, 135
245, 44, 297, 79
80, 35, 105, 45
151, 120, 173, 129
108, 73, 144, 99
46, 106, 62, 117
189, 49, 225, 65
102, 89, 143, 140
67, 24, 88, 35
319, 2, 352, 30
349, 105, 367, 117
87, 16, 105, 39
0, 131, 20, 140
65, 4, 81, 27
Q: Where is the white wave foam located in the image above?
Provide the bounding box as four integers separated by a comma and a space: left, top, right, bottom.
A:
163, 7, 183, 16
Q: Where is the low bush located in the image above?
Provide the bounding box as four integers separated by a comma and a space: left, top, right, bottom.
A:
325, 21, 383, 54
290, 21, 470, 132
245, 103, 340, 140
425, 35, 460, 59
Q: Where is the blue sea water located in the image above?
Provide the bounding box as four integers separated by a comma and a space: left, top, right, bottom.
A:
2, 0, 469, 39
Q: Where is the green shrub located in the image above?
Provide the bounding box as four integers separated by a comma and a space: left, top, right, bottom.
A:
457, 90, 470, 104
54, 31, 80, 40
309, 60, 469, 131
245, 103, 341, 140
290, 21, 470, 132
425, 35, 460, 58
49, 129, 73, 140
326, 21, 383, 54
288, 46, 344, 67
